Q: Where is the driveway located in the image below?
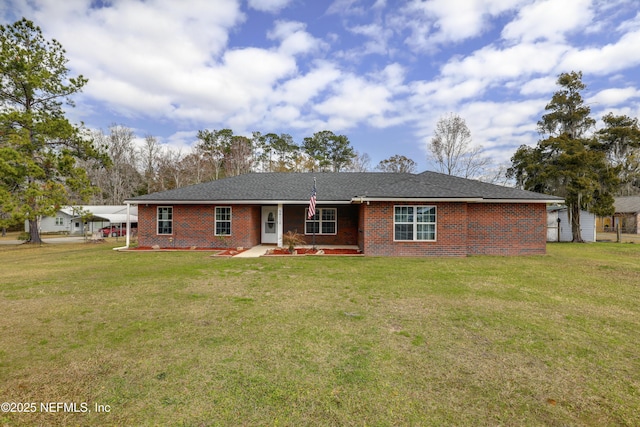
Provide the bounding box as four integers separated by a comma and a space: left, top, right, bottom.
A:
0, 236, 87, 245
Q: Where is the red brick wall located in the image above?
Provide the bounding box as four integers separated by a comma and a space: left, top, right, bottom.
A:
361, 202, 469, 257
137, 201, 547, 255
137, 204, 260, 249
467, 203, 547, 255
283, 204, 359, 245
360, 201, 547, 257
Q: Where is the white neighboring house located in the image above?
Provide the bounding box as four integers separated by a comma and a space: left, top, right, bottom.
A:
547, 206, 596, 242
25, 205, 138, 236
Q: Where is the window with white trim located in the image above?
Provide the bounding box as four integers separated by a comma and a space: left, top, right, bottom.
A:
55, 217, 64, 226
394, 206, 436, 241
215, 206, 232, 236
157, 206, 173, 235
305, 208, 337, 235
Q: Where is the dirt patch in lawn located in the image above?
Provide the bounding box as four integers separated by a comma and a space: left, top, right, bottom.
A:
596, 232, 640, 244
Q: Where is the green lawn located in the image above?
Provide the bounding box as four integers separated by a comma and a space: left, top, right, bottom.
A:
0, 243, 638, 426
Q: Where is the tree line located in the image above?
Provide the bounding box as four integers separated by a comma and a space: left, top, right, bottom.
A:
81, 126, 422, 205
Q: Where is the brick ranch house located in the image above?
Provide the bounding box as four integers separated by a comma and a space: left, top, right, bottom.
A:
122, 171, 562, 257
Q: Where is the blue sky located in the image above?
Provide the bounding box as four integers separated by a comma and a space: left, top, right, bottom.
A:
2, 0, 640, 172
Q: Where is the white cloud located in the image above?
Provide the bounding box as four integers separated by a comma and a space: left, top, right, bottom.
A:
558, 29, 640, 74
461, 99, 545, 136
276, 61, 342, 106
268, 21, 328, 56
410, 77, 489, 108
400, 0, 527, 50
307, 64, 408, 131
162, 47, 298, 125
456, 99, 548, 163
313, 75, 394, 128
587, 87, 640, 106
57, 0, 242, 64
517, 76, 557, 95
164, 130, 199, 151
441, 42, 568, 80
247, 0, 293, 13
23, 0, 246, 123
222, 48, 297, 87
502, 0, 594, 43
617, 10, 640, 32
348, 22, 394, 56
85, 76, 174, 117
269, 105, 301, 123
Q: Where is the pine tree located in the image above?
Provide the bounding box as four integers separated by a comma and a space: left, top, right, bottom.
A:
0, 18, 107, 243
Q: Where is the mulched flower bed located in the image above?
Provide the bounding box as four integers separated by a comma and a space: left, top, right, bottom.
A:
213, 249, 243, 256
265, 248, 362, 256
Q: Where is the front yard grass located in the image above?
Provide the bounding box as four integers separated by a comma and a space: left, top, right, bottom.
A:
0, 243, 638, 426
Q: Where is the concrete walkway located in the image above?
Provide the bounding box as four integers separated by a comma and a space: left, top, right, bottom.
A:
233, 245, 271, 258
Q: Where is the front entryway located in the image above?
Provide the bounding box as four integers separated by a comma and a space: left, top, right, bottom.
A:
261, 206, 278, 244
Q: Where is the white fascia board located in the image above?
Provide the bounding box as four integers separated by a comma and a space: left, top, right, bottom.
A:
124, 200, 352, 205
352, 197, 484, 203
352, 197, 563, 204
475, 199, 565, 204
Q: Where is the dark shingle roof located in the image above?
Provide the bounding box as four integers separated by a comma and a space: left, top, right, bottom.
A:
126, 171, 562, 203
614, 196, 640, 214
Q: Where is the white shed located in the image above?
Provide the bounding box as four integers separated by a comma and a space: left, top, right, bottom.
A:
547, 206, 596, 242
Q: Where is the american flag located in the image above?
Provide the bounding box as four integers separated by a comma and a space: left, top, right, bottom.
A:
308, 179, 317, 219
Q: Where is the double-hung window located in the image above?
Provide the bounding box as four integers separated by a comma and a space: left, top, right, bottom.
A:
394, 206, 436, 241
305, 208, 337, 235
157, 206, 173, 235
215, 207, 231, 236
55, 217, 64, 226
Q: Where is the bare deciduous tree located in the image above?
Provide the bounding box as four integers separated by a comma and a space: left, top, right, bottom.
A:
156, 147, 185, 191
224, 135, 253, 177
140, 135, 161, 193
427, 113, 491, 179
180, 149, 210, 185
88, 124, 143, 204
345, 151, 371, 172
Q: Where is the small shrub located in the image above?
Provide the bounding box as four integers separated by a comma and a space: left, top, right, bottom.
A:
215, 234, 230, 248
282, 230, 306, 253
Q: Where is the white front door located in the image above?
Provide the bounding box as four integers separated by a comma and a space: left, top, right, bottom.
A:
261, 206, 278, 244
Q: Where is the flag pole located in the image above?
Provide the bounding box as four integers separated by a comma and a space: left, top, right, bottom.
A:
308, 177, 317, 251
312, 177, 316, 250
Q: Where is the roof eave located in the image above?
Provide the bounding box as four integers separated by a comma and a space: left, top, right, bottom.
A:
477, 198, 565, 204
353, 197, 483, 203
124, 199, 352, 205
353, 197, 563, 204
